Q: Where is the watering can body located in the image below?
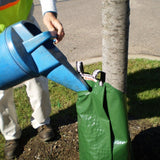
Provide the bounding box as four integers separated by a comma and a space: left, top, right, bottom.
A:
0, 21, 89, 92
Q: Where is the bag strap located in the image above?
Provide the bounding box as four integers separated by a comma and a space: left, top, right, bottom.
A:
76, 61, 106, 86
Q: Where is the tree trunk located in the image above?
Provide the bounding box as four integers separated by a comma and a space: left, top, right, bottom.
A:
102, 0, 130, 93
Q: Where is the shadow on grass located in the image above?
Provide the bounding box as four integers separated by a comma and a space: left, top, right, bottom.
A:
127, 67, 160, 119
17, 103, 77, 157
127, 66, 160, 159
50, 104, 77, 127
132, 126, 160, 160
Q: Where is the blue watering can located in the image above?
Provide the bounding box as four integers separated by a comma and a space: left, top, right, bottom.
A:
0, 21, 89, 92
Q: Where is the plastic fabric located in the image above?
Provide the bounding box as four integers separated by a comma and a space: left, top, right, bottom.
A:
76, 80, 132, 160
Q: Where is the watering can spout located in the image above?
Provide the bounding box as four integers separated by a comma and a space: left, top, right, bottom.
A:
23, 31, 56, 53
31, 40, 90, 92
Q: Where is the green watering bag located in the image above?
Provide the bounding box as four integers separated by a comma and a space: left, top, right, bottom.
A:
76, 80, 132, 160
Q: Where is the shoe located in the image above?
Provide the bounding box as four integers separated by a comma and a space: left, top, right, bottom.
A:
4, 139, 19, 160
37, 124, 54, 142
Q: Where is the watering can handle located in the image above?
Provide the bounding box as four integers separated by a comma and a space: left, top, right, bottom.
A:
23, 31, 57, 54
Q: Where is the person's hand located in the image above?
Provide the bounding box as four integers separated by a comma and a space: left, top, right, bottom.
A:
43, 12, 65, 44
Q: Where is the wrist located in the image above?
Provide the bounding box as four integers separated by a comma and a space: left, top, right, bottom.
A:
44, 11, 57, 18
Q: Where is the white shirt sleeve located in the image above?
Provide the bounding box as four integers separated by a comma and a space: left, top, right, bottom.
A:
39, 0, 57, 15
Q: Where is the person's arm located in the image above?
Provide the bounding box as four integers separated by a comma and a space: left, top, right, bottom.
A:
39, 0, 65, 43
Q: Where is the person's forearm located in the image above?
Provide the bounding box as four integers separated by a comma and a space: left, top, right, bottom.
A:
39, 0, 57, 15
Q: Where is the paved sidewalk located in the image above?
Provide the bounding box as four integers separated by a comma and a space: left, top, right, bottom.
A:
129, 0, 160, 58
33, 0, 160, 65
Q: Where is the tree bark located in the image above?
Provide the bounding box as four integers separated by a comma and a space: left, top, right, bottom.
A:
102, 0, 130, 93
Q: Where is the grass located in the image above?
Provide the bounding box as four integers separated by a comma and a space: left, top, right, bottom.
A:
1, 59, 160, 158
127, 59, 160, 122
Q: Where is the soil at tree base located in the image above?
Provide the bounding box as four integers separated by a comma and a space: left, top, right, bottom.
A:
14, 118, 160, 160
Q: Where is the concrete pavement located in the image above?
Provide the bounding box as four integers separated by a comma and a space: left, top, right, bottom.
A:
33, 0, 160, 65
129, 0, 160, 58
